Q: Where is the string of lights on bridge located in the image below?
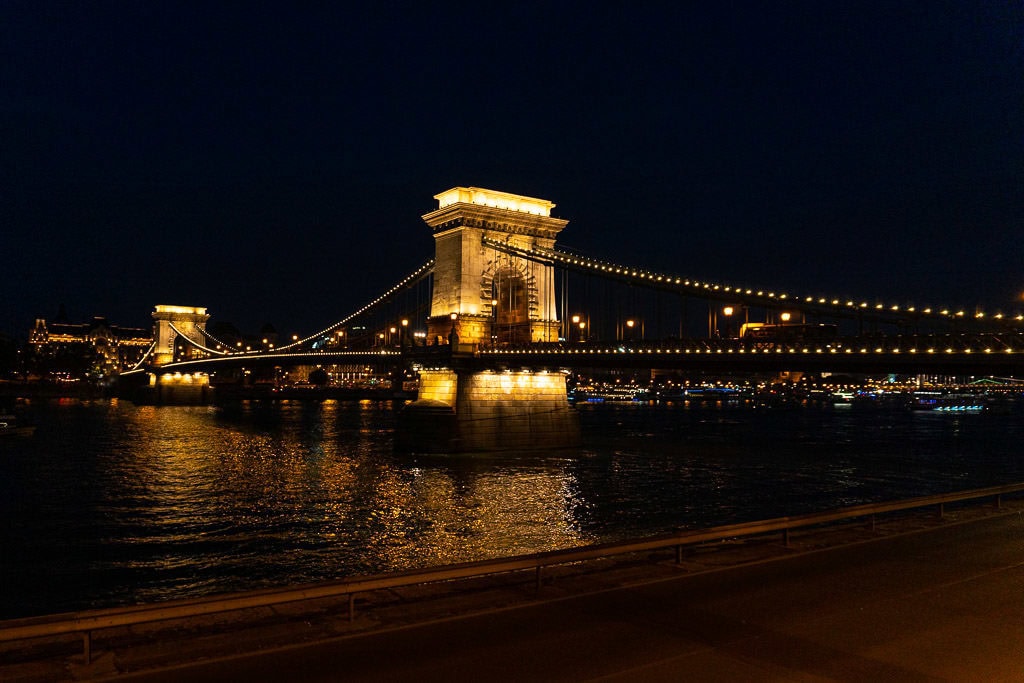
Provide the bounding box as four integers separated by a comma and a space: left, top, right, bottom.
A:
480, 237, 1023, 325
268, 259, 436, 354
162, 349, 402, 372
157, 338, 1020, 377
120, 341, 156, 375
478, 343, 1020, 357
196, 325, 238, 353
168, 322, 230, 356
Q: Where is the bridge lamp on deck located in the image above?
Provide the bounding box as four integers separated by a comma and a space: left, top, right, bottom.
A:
722, 306, 734, 338
780, 312, 792, 323
448, 312, 459, 346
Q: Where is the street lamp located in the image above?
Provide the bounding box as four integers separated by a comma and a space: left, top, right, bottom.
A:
722, 306, 734, 338
488, 299, 499, 346
780, 311, 792, 323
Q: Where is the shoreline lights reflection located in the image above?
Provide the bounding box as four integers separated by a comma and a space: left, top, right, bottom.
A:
2, 397, 1023, 619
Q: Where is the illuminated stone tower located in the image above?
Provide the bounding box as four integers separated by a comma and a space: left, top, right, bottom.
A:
151, 305, 210, 365
400, 187, 580, 453
422, 187, 568, 347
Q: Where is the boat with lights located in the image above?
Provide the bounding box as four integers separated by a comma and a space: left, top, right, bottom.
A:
911, 392, 986, 412
0, 414, 35, 437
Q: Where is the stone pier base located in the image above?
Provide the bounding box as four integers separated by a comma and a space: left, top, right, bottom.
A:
126, 372, 214, 405
397, 369, 580, 453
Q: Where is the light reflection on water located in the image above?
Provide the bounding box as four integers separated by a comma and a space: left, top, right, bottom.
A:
1, 397, 1023, 619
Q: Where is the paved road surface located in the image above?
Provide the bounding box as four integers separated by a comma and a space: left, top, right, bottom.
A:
117, 513, 1024, 682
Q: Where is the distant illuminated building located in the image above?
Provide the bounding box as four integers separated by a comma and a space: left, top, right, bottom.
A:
28, 316, 152, 380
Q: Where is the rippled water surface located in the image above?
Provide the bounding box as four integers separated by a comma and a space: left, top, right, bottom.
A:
2, 397, 1022, 619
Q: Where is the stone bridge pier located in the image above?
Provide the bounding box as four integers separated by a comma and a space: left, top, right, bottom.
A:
399, 188, 580, 453
141, 305, 213, 404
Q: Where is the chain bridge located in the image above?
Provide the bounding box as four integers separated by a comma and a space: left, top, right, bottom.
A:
120, 187, 1024, 450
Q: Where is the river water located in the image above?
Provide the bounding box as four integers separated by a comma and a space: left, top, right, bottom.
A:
2, 397, 1023, 619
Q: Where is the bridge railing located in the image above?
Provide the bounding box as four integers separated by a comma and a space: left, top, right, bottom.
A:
2, 481, 1022, 664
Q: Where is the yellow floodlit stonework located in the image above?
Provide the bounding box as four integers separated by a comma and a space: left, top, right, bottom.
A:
154, 305, 208, 316
403, 369, 580, 452
423, 187, 569, 346
417, 369, 458, 405
151, 305, 211, 366
434, 187, 554, 217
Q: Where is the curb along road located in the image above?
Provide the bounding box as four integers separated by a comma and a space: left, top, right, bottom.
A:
2, 499, 1022, 682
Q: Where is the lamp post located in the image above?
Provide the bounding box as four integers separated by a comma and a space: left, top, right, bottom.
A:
722, 306, 734, 339
491, 298, 498, 346
400, 319, 408, 349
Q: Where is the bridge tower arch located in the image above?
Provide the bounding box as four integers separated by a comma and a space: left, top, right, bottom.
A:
422, 187, 567, 347
151, 305, 210, 366
403, 188, 580, 453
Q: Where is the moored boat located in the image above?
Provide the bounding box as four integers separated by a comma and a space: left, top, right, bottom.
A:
0, 414, 35, 437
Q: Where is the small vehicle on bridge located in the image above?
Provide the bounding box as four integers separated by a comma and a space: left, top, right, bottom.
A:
740, 322, 839, 349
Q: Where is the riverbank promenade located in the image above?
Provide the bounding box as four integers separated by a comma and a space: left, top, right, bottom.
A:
8, 504, 1016, 682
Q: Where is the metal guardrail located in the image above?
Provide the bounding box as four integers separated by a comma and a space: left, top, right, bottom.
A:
2, 481, 1023, 664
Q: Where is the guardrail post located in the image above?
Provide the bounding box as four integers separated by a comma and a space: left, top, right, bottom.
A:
348, 593, 355, 622
82, 631, 91, 665
937, 503, 944, 519
870, 514, 876, 532
996, 494, 1002, 510
783, 528, 790, 548
535, 565, 542, 591
675, 544, 683, 564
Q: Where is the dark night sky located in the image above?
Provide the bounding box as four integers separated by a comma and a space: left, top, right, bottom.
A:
2, 2, 1021, 338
